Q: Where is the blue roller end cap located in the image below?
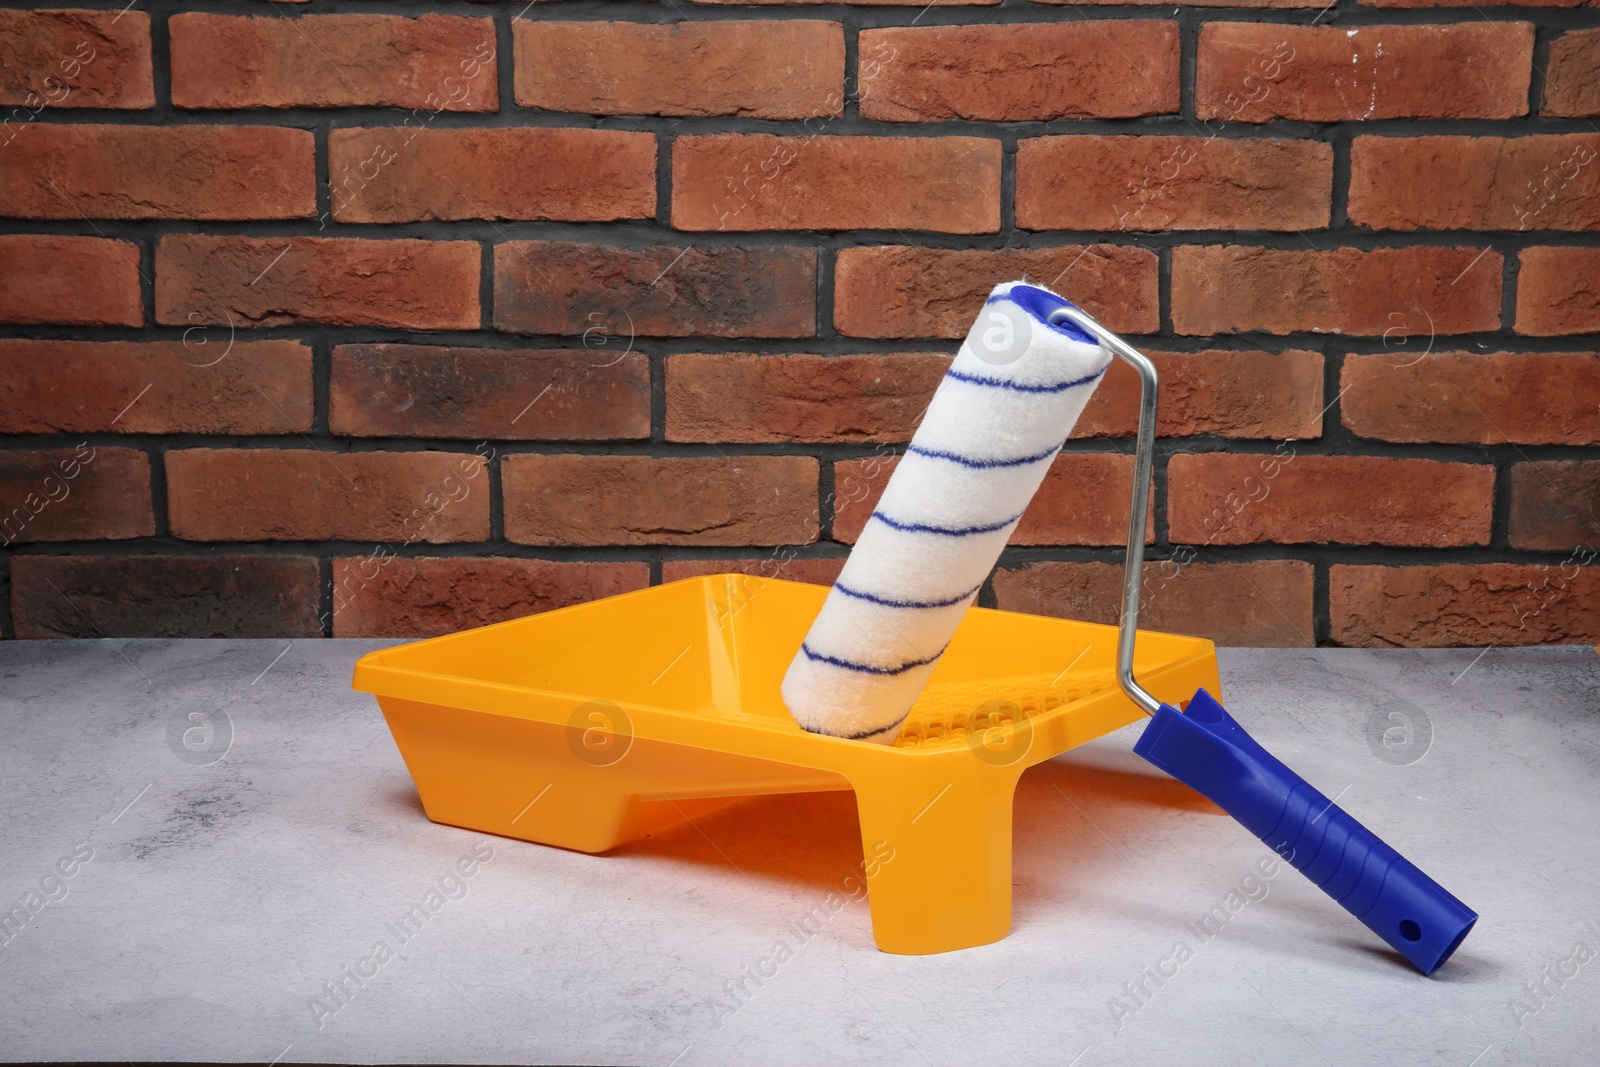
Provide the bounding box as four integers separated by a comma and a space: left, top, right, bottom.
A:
1133, 689, 1477, 975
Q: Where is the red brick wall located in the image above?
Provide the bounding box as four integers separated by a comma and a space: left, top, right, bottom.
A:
2, 3, 1598, 647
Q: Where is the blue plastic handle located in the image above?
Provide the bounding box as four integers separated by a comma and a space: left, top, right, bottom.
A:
1133, 688, 1477, 975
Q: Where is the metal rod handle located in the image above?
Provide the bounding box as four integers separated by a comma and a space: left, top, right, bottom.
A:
1047, 306, 1161, 717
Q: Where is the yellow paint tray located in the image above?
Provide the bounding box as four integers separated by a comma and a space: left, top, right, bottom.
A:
352, 573, 1219, 954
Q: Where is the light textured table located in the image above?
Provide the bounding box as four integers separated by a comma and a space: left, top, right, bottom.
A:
1, 639, 1596, 1066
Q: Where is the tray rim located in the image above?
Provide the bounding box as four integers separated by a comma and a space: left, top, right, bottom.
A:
352, 574, 1220, 767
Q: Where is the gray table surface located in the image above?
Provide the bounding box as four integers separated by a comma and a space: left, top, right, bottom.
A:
0, 639, 1596, 1066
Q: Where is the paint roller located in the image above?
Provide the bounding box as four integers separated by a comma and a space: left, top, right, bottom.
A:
781, 287, 1477, 975
781, 281, 1109, 742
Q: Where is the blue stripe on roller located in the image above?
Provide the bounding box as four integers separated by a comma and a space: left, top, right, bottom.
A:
984, 287, 1096, 345
869, 510, 1023, 537
905, 439, 1064, 470
834, 579, 983, 609
800, 642, 947, 676
802, 710, 912, 742
944, 365, 1107, 395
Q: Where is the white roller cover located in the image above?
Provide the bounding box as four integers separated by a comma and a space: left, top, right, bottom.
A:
781, 282, 1112, 742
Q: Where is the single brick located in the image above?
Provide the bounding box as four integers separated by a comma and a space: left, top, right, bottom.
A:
661, 558, 846, 587
1508, 462, 1600, 551
330, 345, 650, 440
0, 447, 153, 545
0, 235, 141, 326
1168, 453, 1494, 546
11, 555, 321, 638
331, 556, 651, 638
170, 13, 497, 110
1362, 0, 1593, 9
1544, 29, 1600, 117
1021, 454, 1154, 546
1349, 135, 1600, 232
665, 353, 948, 443
671, 134, 1000, 233
858, 22, 1178, 122
1330, 564, 1600, 648
156, 235, 479, 330
494, 242, 816, 338
515, 20, 843, 119
1171, 245, 1502, 336
1516, 247, 1600, 335
328, 127, 654, 223
1034, 0, 1320, 7
994, 560, 1315, 647
1, 124, 313, 220
0, 339, 312, 435
166, 449, 489, 543
693, 0, 990, 6
1079, 349, 1325, 440
1196, 23, 1532, 122
0, 9, 153, 108
831, 453, 1151, 546
1018, 136, 1330, 232
833, 245, 1159, 338
503, 455, 819, 547
1342, 352, 1600, 445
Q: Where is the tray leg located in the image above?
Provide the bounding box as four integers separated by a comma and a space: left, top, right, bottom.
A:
849, 766, 1022, 955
